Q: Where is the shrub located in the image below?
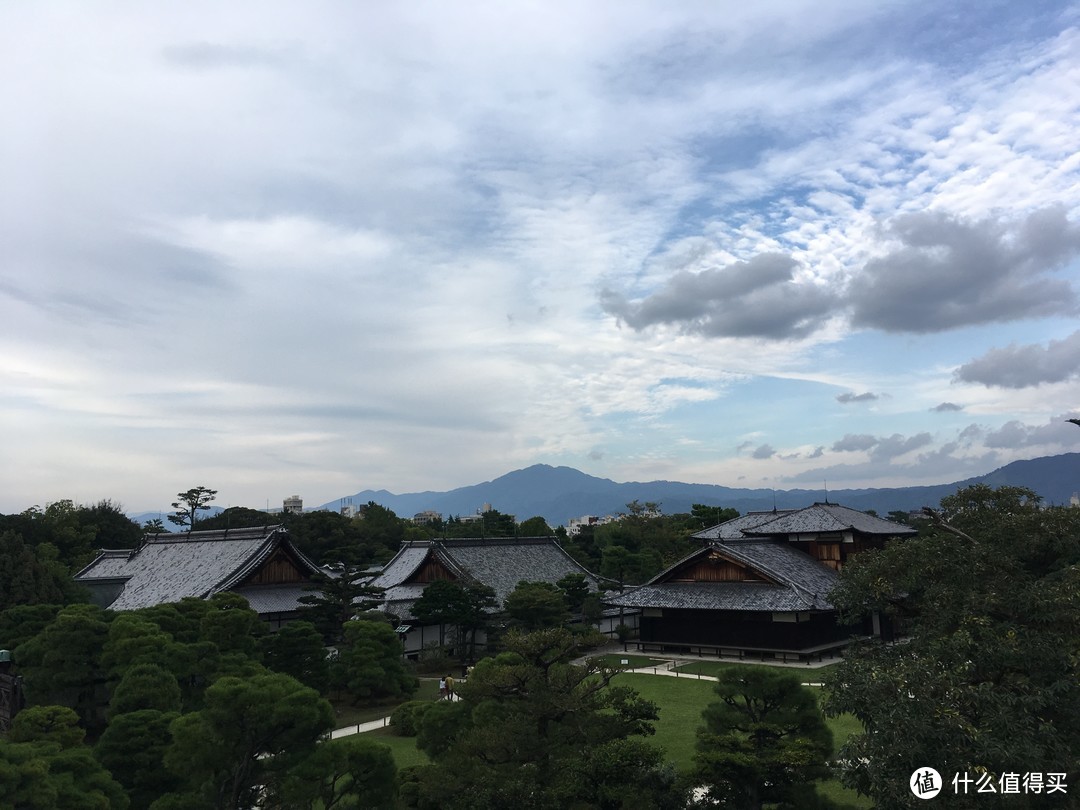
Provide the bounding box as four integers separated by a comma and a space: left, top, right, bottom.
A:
390, 700, 435, 736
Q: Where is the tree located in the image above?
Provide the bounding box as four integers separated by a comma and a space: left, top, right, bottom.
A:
160, 672, 333, 809
109, 663, 183, 717
299, 567, 384, 644
336, 620, 418, 702
101, 613, 175, 681
8, 705, 85, 749
280, 503, 409, 567
1, 704, 129, 810
690, 503, 740, 530
272, 736, 398, 810
693, 668, 833, 809
555, 572, 590, 613
0, 735, 130, 810
198, 592, 262, 658
260, 620, 330, 694
168, 486, 218, 530
824, 485, 1080, 809
77, 499, 143, 549
410, 580, 496, 662
504, 581, 571, 630
95, 709, 181, 809
0, 603, 62, 651
406, 628, 681, 809
14, 604, 112, 729
0, 531, 69, 611
191, 506, 271, 532
518, 516, 553, 536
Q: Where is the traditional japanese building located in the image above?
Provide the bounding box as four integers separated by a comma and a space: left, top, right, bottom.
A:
605, 503, 915, 661
73, 525, 328, 628
369, 536, 615, 654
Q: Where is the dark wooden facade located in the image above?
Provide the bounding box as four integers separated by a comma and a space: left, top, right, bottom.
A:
406, 554, 459, 584
667, 551, 773, 583
239, 547, 309, 586
638, 608, 858, 654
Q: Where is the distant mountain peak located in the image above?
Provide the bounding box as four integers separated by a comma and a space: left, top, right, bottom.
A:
322, 453, 1080, 527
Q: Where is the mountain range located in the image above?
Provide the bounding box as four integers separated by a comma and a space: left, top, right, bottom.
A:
320, 453, 1080, 526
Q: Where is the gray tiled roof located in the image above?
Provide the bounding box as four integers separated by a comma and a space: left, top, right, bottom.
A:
370, 538, 602, 619
369, 544, 432, 589
694, 503, 915, 540
693, 511, 795, 541
232, 584, 313, 614
606, 538, 839, 612
606, 581, 818, 612
74, 526, 324, 614
719, 541, 838, 608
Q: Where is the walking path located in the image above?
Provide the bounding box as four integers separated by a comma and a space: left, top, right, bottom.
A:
329, 693, 460, 740
616, 658, 825, 687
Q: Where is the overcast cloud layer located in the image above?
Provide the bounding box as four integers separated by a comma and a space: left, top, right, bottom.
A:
3, 1, 1080, 515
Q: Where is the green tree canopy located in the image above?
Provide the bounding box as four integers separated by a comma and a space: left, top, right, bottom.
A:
0, 736, 130, 810
518, 515, 553, 536
337, 620, 418, 702
14, 604, 112, 728
260, 620, 330, 694
694, 668, 833, 810
167, 486, 218, 530
8, 705, 85, 749
555, 572, 590, 613
406, 628, 680, 810
95, 708, 182, 810
824, 485, 1080, 809
161, 672, 333, 809
0, 531, 70, 611
410, 579, 498, 658
299, 567, 384, 644
273, 736, 398, 810
109, 663, 183, 717
504, 581, 571, 630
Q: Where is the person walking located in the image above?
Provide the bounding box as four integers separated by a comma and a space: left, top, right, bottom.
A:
445, 673, 455, 701
438, 676, 447, 700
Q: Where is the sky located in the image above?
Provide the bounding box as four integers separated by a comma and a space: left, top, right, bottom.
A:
3, 1, 1080, 515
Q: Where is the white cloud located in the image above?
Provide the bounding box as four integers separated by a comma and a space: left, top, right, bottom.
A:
955, 330, 1080, 387
2, 3, 1080, 509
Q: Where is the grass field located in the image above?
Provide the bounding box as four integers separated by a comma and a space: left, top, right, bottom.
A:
356, 668, 870, 808
613, 672, 871, 809
366, 727, 431, 770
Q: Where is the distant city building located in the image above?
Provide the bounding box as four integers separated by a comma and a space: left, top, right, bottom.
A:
412, 510, 442, 525
566, 514, 616, 536
283, 495, 303, 514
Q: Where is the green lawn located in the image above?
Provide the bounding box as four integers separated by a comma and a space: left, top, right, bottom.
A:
354, 669, 870, 808
614, 673, 871, 809
366, 727, 431, 770
329, 678, 441, 728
